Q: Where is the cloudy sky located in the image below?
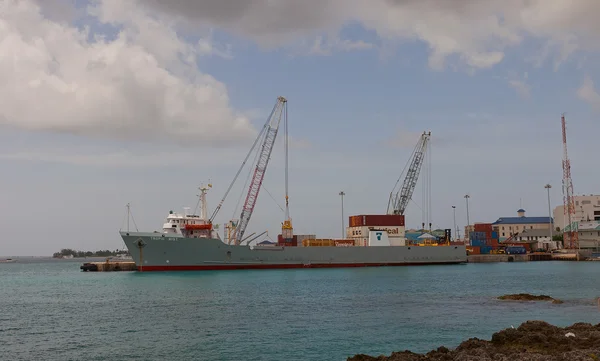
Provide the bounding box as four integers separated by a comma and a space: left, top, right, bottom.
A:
2, 0, 600, 256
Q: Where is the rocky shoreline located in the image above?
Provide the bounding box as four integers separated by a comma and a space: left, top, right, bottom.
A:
348, 321, 600, 361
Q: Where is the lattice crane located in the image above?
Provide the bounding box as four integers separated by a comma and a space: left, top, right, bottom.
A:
387, 131, 431, 216
561, 114, 578, 249
232, 96, 287, 245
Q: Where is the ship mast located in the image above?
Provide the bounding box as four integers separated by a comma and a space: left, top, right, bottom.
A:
198, 183, 212, 221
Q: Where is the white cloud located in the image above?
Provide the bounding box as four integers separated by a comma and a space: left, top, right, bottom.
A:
309, 36, 375, 56
577, 75, 600, 111
140, 0, 600, 70
508, 72, 531, 99
0, 0, 253, 146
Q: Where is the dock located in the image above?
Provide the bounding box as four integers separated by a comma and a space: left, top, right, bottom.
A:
80, 260, 137, 272
468, 251, 593, 263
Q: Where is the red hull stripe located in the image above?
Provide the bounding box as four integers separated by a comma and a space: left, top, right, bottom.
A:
138, 261, 465, 271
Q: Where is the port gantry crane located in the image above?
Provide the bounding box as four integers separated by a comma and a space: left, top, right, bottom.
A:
387, 131, 432, 223
208, 96, 290, 246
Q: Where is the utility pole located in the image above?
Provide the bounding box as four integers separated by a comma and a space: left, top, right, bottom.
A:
545, 184, 553, 242
339, 191, 345, 239
452, 205, 457, 241
464, 194, 471, 243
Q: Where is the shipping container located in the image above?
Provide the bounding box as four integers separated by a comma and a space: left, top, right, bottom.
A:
277, 234, 298, 247
349, 216, 362, 227
474, 223, 493, 232
467, 246, 480, 255
480, 246, 493, 254
469, 231, 487, 240
491, 231, 499, 239
471, 239, 488, 247
302, 239, 336, 247
347, 226, 405, 238
334, 239, 355, 247
506, 246, 526, 254
348, 214, 405, 227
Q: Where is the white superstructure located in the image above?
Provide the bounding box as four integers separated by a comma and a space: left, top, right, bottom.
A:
161, 184, 220, 240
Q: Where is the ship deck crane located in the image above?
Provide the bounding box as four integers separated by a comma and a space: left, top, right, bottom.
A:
387, 131, 431, 220
561, 114, 578, 250
208, 96, 289, 246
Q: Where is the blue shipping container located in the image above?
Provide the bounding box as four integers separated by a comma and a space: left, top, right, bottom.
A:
471, 239, 488, 247
469, 232, 486, 240
492, 231, 499, 239
480, 246, 493, 254
506, 246, 526, 255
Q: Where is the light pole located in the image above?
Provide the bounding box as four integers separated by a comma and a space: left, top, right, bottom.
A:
339, 191, 345, 239
545, 184, 553, 241
452, 205, 457, 241
464, 194, 471, 242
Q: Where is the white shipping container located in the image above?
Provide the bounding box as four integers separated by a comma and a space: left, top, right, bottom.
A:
347, 226, 405, 238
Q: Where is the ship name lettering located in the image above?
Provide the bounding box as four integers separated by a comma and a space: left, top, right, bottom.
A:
150, 236, 178, 241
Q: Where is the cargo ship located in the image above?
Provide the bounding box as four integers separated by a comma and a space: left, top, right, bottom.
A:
118, 97, 466, 271
119, 187, 467, 272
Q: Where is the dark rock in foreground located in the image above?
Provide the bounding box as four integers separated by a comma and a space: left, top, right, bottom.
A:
498, 293, 564, 304
348, 321, 600, 361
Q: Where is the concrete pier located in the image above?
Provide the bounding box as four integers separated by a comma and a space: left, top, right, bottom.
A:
468, 254, 529, 263
80, 260, 137, 272
468, 251, 592, 263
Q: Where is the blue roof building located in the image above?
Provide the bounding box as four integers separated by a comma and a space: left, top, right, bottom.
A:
492, 209, 553, 240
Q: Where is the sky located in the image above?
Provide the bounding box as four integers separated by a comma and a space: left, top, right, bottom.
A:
1, 0, 600, 256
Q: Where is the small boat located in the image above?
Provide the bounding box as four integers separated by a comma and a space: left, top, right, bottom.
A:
0, 258, 16, 263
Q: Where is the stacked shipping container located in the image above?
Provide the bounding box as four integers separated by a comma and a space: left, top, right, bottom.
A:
277, 234, 298, 247
347, 214, 407, 246
469, 223, 501, 254
349, 215, 405, 227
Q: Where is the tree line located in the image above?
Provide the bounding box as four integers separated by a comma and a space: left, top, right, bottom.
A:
52, 248, 130, 258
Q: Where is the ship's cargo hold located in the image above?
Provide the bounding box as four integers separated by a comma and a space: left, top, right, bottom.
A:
349, 214, 405, 227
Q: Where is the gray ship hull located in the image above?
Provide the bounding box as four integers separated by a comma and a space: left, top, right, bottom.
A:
120, 232, 467, 271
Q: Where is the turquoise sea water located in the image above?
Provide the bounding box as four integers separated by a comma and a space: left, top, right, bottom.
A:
1, 260, 599, 361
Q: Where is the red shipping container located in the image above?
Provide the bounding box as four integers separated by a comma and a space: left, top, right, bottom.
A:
474, 223, 493, 232
349, 214, 405, 227
468, 246, 481, 255
277, 234, 297, 246
349, 216, 362, 227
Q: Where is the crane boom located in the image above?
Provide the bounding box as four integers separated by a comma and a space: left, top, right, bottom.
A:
561, 114, 578, 249
234, 96, 287, 244
388, 131, 431, 215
